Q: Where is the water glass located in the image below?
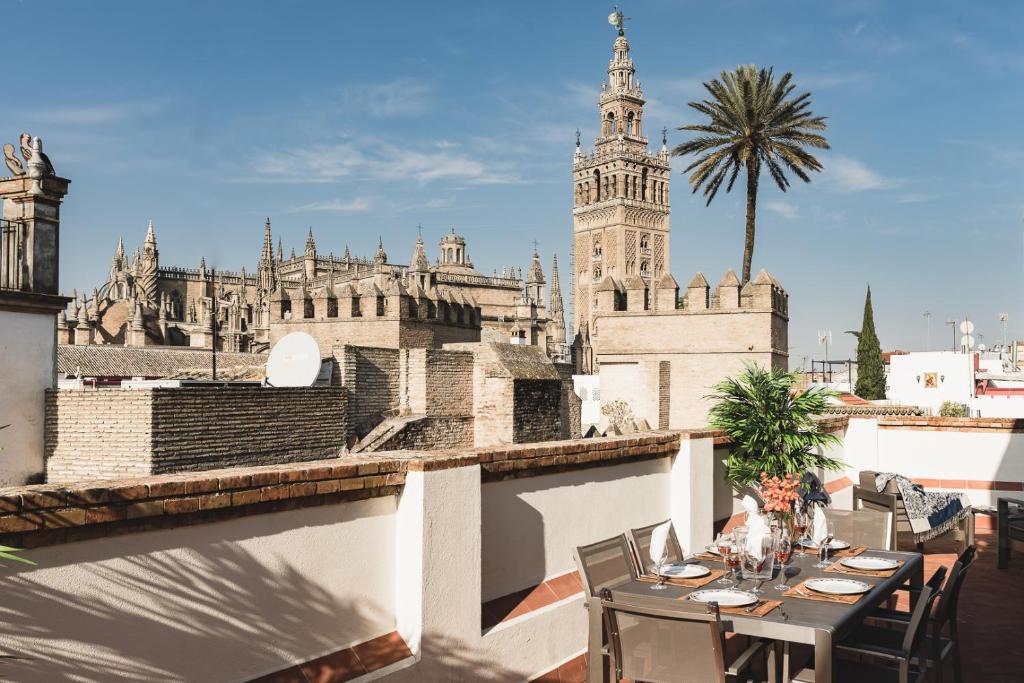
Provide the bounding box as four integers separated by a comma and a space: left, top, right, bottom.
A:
773, 530, 792, 590
649, 549, 669, 590
815, 518, 836, 568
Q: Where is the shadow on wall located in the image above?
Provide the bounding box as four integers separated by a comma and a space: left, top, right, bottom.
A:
0, 509, 392, 683
481, 483, 546, 624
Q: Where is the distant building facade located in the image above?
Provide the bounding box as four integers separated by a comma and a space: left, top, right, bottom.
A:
61, 221, 568, 359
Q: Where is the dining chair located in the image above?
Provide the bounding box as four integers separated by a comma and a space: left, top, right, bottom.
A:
865, 546, 976, 683
830, 508, 894, 550
794, 582, 943, 683
997, 496, 1024, 569
574, 534, 639, 682
598, 588, 766, 683
628, 520, 684, 577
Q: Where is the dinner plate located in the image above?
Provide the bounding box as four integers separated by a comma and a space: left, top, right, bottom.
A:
657, 563, 710, 579
840, 556, 899, 571
799, 539, 851, 550
804, 577, 871, 595
689, 589, 758, 607
704, 545, 723, 556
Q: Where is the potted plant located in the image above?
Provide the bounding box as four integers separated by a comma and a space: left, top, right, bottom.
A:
708, 364, 844, 523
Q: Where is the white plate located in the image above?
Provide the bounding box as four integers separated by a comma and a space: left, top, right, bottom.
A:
804, 577, 871, 596
704, 545, 723, 556
689, 589, 758, 607
840, 556, 899, 571
658, 563, 711, 579
799, 539, 851, 550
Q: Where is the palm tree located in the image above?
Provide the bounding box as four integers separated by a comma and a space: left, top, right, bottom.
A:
672, 66, 829, 283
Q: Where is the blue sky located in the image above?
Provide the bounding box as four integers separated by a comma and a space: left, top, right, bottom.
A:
3, 0, 1022, 361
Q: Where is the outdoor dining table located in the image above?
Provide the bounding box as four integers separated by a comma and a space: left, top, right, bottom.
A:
586, 547, 923, 683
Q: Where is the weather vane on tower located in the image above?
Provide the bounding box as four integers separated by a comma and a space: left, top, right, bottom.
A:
608, 6, 628, 35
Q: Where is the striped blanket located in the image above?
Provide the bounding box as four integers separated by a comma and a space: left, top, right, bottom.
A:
876, 473, 971, 542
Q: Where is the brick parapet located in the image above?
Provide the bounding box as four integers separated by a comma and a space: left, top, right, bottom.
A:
876, 416, 1024, 433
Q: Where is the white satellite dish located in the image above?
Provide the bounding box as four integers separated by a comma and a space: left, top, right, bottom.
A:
266, 332, 322, 387
960, 320, 974, 334
978, 343, 987, 352
961, 334, 975, 350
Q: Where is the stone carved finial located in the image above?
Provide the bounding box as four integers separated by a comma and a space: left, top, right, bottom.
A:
3, 143, 24, 176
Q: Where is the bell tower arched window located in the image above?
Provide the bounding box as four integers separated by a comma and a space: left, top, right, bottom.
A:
641, 168, 648, 201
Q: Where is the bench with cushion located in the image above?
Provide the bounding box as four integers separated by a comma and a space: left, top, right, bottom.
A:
852, 470, 972, 555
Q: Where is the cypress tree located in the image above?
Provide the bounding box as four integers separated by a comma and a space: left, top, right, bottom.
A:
855, 286, 886, 399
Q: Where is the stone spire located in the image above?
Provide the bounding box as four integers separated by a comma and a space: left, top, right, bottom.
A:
276, 237, 283, 262
198, 256, 207, 282
304, 227, 317, 281
305, 227, 316, 257
525, 248, 545, 303
549, 254, 566, 345
289, 246, 296, 260
258, 218, 276, 298
373, 236, 388, 265
410, 234, 430, 272
140, 220, 159, 305
343, 243, 351, 266
260, 218, 273, 264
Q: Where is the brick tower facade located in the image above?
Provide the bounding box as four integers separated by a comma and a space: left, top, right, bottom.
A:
572, 19, 671, 335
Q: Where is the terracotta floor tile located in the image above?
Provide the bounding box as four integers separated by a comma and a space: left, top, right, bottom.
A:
557, 653, 587, 682
547, 571, 585, 600
247, 666, 307, 683
352, 631, 413, 673
299, 648, 364, 683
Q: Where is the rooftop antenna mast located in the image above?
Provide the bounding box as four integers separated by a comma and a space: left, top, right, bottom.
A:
1000, 313, 1009, 353
923, 310, 931, 351
946, 319, 957, 352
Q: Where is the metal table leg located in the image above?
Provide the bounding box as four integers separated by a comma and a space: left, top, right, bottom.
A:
587, 600, 603, 683
814, 629, 833, 683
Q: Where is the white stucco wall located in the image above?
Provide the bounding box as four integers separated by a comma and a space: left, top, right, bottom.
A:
887, 352, 973, 413
481, 457, 671, 601
0, 309, 56, 485
0, 497, 397, 683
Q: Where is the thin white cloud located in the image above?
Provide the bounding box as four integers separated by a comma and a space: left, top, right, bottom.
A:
896, 192, 935, 204
289, 197, 371, 213
337, 78, 433, 117
764, 200, 800, 219
824, 156, 886, 192
254, 139, 519, 185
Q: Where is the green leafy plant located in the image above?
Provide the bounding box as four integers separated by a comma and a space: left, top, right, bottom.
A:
708, 364, 844, 487
939, 401, 967, 418
854, 286, 886, 399
673, 65, 829, 283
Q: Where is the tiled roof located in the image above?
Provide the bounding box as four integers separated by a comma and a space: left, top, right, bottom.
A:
57, 344, 267, 380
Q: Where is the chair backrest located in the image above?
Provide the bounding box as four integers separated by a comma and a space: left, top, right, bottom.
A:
575, 534, 637, 600
830, 508, 894, 550
933, 545, 975, 627
629, 521, 684, 576
600, 588, 726, 683
902, 579, 943, 663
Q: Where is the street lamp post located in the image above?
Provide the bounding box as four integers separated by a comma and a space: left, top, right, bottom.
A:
946, 319, 957, 352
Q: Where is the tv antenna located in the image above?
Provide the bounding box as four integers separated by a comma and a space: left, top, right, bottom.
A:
922, 310, 931, 351
817, 329, 832, 363
999, 312, 1009, 351
945, 319, 957, 352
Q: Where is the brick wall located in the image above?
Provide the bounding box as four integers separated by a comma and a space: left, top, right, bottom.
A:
424, 349, 473, 416
336, 346, 400, 439
658, 360, 670, 429
512, 380, 563, 444
45, 390, 154, 481
45, 387, 348, 483
377, 416, 474, 451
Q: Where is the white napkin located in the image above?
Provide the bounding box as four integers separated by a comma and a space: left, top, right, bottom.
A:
811, 504, 829, 546
741, 495, 769, 560
649, 521, 672, 567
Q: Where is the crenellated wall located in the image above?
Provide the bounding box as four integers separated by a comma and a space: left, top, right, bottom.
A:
591, 268, 789, 429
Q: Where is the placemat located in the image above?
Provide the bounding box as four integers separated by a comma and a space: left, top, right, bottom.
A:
637, 568, 725, 589
783, 580, 863, 604
718, 599, 782, 618
825, 558, 904, 578
690, 552, 724, 563
795, 545, 866, 559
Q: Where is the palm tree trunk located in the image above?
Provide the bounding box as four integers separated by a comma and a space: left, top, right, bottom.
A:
742, 160, 759, 284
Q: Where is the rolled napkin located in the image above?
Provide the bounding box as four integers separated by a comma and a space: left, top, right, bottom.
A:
741, 495, 769, 560
649, 520, 672, 569
811, 504, 829, 546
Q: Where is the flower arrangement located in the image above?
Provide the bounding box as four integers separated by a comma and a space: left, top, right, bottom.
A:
758, 471, 801, 514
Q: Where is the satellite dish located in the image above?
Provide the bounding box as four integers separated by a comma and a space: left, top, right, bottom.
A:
978, 343, 987, 352
266, 332, 322, 387
961, 334, 975, 350
960, 320, 974, 334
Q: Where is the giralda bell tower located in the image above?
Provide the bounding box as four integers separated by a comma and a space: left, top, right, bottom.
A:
572, 10, 671, 335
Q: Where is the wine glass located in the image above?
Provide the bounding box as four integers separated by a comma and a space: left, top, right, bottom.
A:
649, 547, 670, 590
793, 510, 810, 546
714, 533, 735, 586
749, 535, 773, 594
722, 544, 741, 587
815, 518, 836, 568
774, 530, 793, 590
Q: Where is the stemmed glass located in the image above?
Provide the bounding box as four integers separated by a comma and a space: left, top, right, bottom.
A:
773, 530, 793, 590
815, 517, 836, 568
714, 533, 735, 586
722, 544, 741, 588
649, 547, 670, 590
748, 535, 773, 595
793, 510, 810, 546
